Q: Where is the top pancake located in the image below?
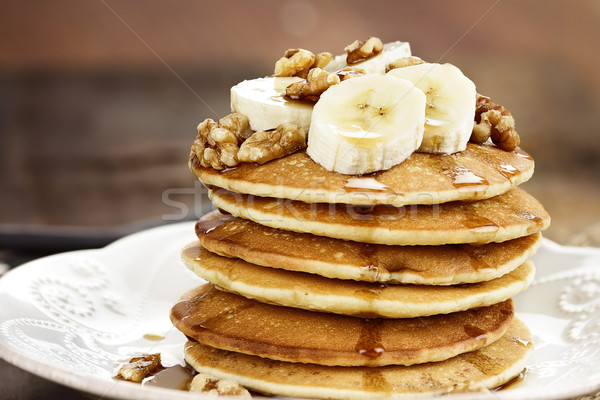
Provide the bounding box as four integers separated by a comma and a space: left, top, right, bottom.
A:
191, 143, 534, 206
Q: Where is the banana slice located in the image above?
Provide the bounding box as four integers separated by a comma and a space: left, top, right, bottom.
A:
324, 41, 412, 74
387, 63, 476, 154
230, 77, 313, 132
307, 74, 426, 175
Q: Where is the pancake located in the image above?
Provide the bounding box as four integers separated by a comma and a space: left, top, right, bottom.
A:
208, 187, 550, 246
171, 284, 514, 367
181, 243, 535, 318
184, 317, 532, 399
197, 211, 542, 285
191, 143, 534, 206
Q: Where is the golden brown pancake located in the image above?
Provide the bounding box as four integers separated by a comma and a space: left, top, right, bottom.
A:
171, 284, 514, 367
181, 243, 535, 318
184, 317, 533, 399
197, 211, 542, 285
191, 143, 534, 206
208, 187, 550, 246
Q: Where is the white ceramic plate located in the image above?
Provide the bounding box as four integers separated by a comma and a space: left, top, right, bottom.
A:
0, 222, 599, 400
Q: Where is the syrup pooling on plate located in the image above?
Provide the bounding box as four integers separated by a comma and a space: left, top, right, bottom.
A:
143, 333, 165, 341
142, 365, 195, 391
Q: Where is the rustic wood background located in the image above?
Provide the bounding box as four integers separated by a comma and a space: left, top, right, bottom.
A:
0, 0, 599, 247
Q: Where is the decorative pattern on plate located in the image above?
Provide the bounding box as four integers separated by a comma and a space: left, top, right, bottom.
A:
0, 223, 599, 400
515, 239, 600, 393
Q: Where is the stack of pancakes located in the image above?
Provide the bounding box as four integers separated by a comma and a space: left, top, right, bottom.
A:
170, 142, 550, 398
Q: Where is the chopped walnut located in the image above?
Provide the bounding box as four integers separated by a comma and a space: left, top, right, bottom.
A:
345, 37, 383, 64
313, 52, 334, 69
274, 48, 333, 78
117, 354, 163, 383
238, 123, 306, 164
286, 68, 340, 100
274, 48, 314, 78
218, 113, 254, 141
189, 373, 251, 398
471, 94, 520, 151
385, 56, 425, 72
337, 67, 366, 81
193, 113, 252, 170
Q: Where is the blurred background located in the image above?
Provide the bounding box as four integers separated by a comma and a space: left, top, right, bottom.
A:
1, 0, 599, 254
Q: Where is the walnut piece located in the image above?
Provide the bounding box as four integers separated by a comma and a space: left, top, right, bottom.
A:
286, 68, 340, 100
193, 113, 252, 170
274, 48, 315, 77
274, 49, 333, 79
471, 94, 520, 151
385, 56, 425, 72
238, 123, 306, 164
337, 67, 366, 81
189, 373, 251, 398
117, 354, 163, 383
345, 37, 383, 64
313, 52, 334, 70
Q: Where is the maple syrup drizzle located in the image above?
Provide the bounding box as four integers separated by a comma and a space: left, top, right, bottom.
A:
355, 319, 385, 360
497, 163, 519, 180
463, 324, 489, 341
493, 368, 527, 391
458, 244, 492, 271
520, 212, 544, 228
442, 165, 489, 189
195, 213, 233, 236
362, 369, 392, 392
452, 168, 489, 188
514, 148, 533, 160
459, 209, 500, 239
352, 205, 375, 214
343, 177, 391, 193
143, 333, 165, 341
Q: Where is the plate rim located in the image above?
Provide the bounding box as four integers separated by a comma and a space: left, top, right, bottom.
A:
1, 224, 600, 400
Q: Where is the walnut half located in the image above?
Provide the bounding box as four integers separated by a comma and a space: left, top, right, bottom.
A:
117, 354, 163, 383
386, 56, 425, 72
336, 67, 366, 81
471, 94, 520, 151
238, 123, 306, 164
286, 68, 340, 101
345, 37, 383, 64
189, 373, 251, 398
274, 48, 333, 79
193, 113, 252, 170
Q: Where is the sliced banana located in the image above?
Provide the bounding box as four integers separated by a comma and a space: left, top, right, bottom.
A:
387, 63, 476, 154
230, 77, 313, 132
307, 74, 426, 175
324, 41, 412, 74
